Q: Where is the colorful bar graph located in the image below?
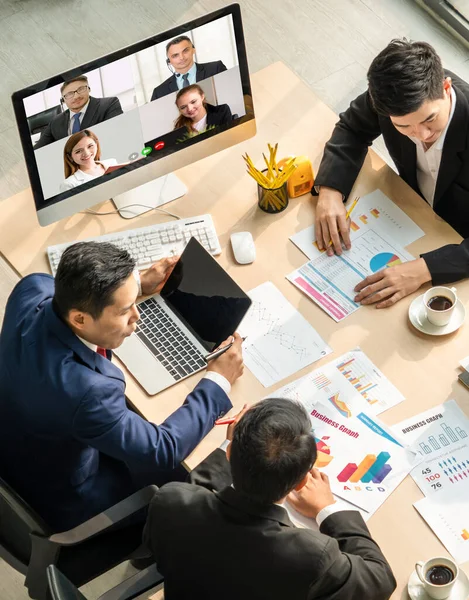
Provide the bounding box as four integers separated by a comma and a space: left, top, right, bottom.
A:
337, 463, 358, 482
360, 452, 391, 483
312, 373, 331, 390
359, 214, 368, 224
371, 208, 380, 218
372, 464, 392, 483
350, 221, 360, 232
349, 455, 377, 483
337, 358, 355, 371
461, 529, 469, 541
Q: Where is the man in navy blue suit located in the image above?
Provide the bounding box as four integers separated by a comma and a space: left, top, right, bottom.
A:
0, 242, 242, 531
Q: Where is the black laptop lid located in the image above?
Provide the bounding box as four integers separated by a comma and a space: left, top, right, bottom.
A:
161, 238, 252, 352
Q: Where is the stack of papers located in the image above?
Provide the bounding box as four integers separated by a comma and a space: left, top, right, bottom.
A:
287, 190, 423, 322
394, 400, 469, 563
262, 349, 416, 525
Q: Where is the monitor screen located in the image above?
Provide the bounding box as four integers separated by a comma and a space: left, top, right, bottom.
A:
12, 4, 255, 225
161, 238, 252, 351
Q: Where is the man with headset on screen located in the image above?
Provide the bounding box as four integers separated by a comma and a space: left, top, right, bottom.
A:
34, 75, 123, 149
150, 35, 227, 101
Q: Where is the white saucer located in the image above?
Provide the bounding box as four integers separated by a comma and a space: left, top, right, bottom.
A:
408, 568, 469, 599
409, 294, 466, 336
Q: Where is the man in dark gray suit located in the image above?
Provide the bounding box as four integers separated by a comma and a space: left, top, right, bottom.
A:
34, 75, 123, 149
150, 35, 227, 101
143, 398, 396, 600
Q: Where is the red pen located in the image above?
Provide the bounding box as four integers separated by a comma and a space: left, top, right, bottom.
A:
215, 417, 236, 426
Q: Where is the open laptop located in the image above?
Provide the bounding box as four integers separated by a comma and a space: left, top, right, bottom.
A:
114, 237, 252, 395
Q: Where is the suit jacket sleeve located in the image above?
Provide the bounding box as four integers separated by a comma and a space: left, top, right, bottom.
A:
34, 123, 55, 149
307, 511, 396, 600
421, 240, 469, 284
72, 377, 232, 481
188, 447, 232, 490
103, 97, 123, 119
314, 90, 383, 199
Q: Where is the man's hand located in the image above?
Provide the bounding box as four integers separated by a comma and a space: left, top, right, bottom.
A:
226, 404, 249, 441
286, 468, 335, 519
140, 256, 179, 296
315, 187, 351, 256
208, 332, 244, 386
354, 258, 432, 308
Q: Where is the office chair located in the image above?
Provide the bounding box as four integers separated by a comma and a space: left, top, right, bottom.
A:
27, 105, 62, 135
0, 475, 161, 600
47, 564, 163, 600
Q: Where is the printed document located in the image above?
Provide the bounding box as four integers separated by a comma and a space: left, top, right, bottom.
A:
238, 282, 332, 387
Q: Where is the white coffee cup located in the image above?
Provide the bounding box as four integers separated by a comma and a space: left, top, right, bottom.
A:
423, 286, 457, 327
415, 556, 459, 599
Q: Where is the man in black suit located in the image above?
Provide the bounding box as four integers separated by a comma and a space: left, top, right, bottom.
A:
150, 35, 227, 101
143, 398, 396, 600
34, 75, 123, 149
313, 39, 469, 307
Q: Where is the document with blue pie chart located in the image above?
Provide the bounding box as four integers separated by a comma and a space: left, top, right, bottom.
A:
287, 229, 414, 321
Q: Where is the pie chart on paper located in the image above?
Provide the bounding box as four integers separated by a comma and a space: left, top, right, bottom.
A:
370, 252, 402, 272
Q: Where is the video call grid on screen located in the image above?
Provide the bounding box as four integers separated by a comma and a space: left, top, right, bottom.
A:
12, 4, 253, 208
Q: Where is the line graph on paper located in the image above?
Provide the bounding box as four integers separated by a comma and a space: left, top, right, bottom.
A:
248, 301, 311, 361
238, 282, 332, 387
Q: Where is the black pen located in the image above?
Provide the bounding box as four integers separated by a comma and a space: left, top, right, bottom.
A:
205, 336, 247, 362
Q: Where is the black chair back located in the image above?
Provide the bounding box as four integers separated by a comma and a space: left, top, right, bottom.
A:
47, 565, 86, 600
27, 105, 62, 134
0, 474, 50, 574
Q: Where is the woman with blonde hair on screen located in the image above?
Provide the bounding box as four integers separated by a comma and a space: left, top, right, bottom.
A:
174, 84, 232, 135
60, 129, 118, 192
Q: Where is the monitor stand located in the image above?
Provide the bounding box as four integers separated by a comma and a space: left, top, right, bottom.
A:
112, 173, 187, 219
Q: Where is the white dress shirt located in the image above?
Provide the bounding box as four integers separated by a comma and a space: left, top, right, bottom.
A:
176, 63, 197, 90
411, 87, 456, 207
67, 100, 90, 135
193, 113, 208, 132
59, 158, 118, 192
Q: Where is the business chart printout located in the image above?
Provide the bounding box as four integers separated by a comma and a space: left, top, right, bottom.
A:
237, 282, 332, 387
394, 400, 469, 498
287, 229, 414, 321
290, 189, 424, 261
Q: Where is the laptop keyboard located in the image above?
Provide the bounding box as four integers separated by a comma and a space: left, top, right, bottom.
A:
136, 297, 206, 381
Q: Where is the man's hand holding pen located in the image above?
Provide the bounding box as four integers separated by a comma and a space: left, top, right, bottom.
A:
207, 332, 244, 386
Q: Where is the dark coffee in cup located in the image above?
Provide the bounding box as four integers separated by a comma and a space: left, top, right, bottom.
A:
427, 296, 453, 311
426, 565, 455, 585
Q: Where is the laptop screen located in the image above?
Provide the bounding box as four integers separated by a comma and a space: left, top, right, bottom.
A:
161, 238, 251, 352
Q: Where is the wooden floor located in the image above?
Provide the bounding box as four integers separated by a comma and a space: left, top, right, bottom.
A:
0, 0, 468, 598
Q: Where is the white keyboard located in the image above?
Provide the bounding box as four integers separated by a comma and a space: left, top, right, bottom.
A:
47, 214, 222, 275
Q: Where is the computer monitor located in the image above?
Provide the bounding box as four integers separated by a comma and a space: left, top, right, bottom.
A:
12, 4, 255, 226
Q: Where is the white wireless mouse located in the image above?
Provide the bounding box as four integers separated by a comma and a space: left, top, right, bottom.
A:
230, 231, 256, 264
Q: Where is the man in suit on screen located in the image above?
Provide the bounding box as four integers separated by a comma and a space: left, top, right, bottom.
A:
150, 35, 227, 101
313, 39, 469, 307
34, 75, 123, 149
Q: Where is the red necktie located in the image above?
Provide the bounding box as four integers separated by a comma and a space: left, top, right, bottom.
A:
96, 346, 108, 358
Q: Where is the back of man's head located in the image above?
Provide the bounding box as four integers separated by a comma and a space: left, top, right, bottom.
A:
367, 39, 444, 117
54, 242, 135, 320
230, 398, 317, 504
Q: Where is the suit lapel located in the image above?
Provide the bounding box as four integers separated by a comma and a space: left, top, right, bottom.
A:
57, 111, 70, 138
217, 486, 295, 528
195, 63, 205, 82
168, 76, 178, 93
44, 300, 125, 384
434, 85, 468, 207
400, 134, 419, 194
81, 97, 98, 129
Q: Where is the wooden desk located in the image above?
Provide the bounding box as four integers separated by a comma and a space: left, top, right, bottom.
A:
1, 62, 468, 597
